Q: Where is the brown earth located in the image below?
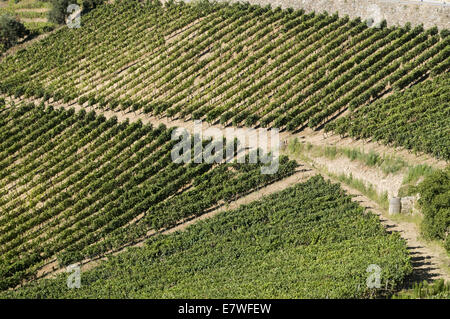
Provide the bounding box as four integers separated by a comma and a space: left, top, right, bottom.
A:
3, 89, 449, 288
16, 8, 49, 13
20, 18, 47, 23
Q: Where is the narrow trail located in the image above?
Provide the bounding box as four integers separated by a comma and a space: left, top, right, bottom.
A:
7, 95, 446, 168
334, 181, 450, 284
35, 165, 315, 280
4, 95, 449, 286
15, 8, 49, 13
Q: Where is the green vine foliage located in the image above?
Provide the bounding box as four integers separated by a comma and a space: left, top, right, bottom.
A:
48, 0, 71, 25
0, 176, 412, 298
327, 73, 450, 161
0, 0, 447, 144
417, 167, 450, 251
0, 100, 297, 290
0, 13, 29, 51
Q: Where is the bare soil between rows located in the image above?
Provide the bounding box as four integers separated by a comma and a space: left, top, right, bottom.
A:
3, 92, 449, 290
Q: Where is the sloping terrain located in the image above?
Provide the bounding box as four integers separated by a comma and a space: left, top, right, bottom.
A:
0, 0, 448, 299
0, 0, 448, 136
0, 0, 53, 33
0, 100, 297, 290
328, 73, 450, 160
0, 176, 412, 298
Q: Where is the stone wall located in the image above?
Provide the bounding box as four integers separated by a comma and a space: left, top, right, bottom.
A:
213, 0, 450, 30
400, 195, 420, 214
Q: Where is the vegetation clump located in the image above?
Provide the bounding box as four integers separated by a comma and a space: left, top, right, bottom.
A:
417, 167, 450, 252
0, 13, 29, 51
48, 0, 70, 25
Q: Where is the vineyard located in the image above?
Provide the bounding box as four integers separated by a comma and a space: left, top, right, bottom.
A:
327, 73, 450, 160
0, 176, 412, 298
0, 0, 448, 135
0, 100, 297, 290
0, 0, 449, 301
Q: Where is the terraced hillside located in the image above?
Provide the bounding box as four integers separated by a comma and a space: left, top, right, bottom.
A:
327, 73, 450, 160
0, 176, 412, 299
0, 0, 54, 33
0, 0, 448, 135
0, 100, 297, 290
0, 0, 448, 301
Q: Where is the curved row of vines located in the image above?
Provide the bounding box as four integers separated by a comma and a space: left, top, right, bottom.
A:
0, 0, 448, 134
0, 175, 412, 298
0, 100, 297, 290
327, 73, 449, 160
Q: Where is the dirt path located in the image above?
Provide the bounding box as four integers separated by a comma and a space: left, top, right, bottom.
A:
34, 157, 449, 286
5, 95, 450, 286
20, 18, 47, 23
8, 95, 443, 204
163, 165, 314, 234
35, 165, 314, 279
16, 8, 49, 13
334, 182, 450, 284
6, 93, 447, 168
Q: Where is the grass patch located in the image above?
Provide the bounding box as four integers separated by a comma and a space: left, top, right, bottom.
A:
287, 138, 409, 175
332, 172, 389, 211
394, 279, 450, 299
403, 164, 435, 185
398, 164, 436, 196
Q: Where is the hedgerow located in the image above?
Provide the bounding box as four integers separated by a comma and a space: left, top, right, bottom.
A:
417, 167, 450, 252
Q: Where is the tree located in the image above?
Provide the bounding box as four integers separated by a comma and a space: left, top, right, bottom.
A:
81, 0, 106, 14
0, 14, 29, 52
48, 0, 71, 25
418, 167, 450, 252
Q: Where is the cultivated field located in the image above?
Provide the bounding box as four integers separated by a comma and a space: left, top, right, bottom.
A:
0, 175, 412, 298
0, 99, 297, 290
0, 0, 54, 33
0, 0, 449, 300
0, 1, 448, 137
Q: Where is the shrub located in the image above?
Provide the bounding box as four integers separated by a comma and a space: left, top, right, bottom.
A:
0, 14, 29, 51
81, 0, 106, 14
418, 167, 450, 251
48, 0, 71, 25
